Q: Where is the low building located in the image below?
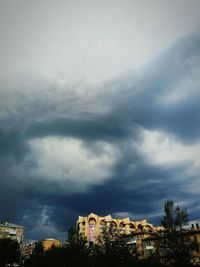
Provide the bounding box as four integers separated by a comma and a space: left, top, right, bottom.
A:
42, 238, 61, 251
180, 220, 200, 265
121, 229, 162, 259
141, 220, 200, 265
0, 221, 24, 244
22, 242, 36, 259
22, 238, 62, 258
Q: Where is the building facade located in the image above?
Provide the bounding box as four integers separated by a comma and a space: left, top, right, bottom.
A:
141, 220, 200, 264
42, 238, 61, 251
77, 212, 161, 243
22, 242, 36, 259
0, 221, 24, 244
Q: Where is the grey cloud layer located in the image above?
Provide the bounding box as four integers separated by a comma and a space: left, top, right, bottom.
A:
0, 30, 200, 239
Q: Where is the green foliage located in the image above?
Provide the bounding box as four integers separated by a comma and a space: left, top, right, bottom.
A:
95, 225, 138, 267
33, 241, 44, 257
161, 200, 188, 232
159, 200, 193, 267
138, 256, 163, 267
67, 227, 77, 243
0, 238, 20, 267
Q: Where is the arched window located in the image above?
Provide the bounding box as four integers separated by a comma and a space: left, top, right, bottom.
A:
119, 222, 126, 228
89, 218, 96, 224
119, 222, 126, 234
138, 224, 143, 231
130, 223, 135, 232
100, 220, 105, 226
111, 221, 117, 228
144, 225, 152, 232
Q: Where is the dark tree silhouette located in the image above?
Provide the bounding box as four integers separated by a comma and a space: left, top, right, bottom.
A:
161, 200, 188, 232
0, 238, 20, 267
159, 200, 193, 267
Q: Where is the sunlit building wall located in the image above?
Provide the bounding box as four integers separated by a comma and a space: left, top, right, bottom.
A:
0, 221, 24, 244
77, 213, 159, 243
42, 238, 61, 251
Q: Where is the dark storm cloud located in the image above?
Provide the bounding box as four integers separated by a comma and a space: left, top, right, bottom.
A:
26, 114, 133, 141
0, 30, 200, 239
28, 156, 190, 236
23, 31, 200, 145
112, 31, 200, 143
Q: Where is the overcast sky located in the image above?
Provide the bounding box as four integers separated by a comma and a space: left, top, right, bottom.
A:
1, 0, 200, 240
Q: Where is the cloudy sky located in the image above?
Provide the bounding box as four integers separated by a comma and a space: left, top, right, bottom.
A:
1, 0, 200, 240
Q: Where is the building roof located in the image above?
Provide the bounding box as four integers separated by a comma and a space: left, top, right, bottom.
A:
43, 238, 60, 241
182, 219, 200, 230
0, 222, 24, 229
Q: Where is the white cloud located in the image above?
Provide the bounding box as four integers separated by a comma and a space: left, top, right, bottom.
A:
139, 129, 200, 175
113, 210, 163, 221
160, 71, 200, 105
113, 212, 134, 219
0, 74, 112, 124
1, 0, 200, 82
28, 137, 117, 192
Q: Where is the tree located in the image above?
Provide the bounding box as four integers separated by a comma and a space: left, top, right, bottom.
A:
67, 227, 77, 243
42, 246, 66, 267
159, 200, 192, 267
33, 241, 44, 258
66, 227, 89, 267
95, 225, 136, 267
0, 238, 20, 267
161, 200, 188, 232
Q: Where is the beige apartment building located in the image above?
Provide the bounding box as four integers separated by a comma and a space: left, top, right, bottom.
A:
77, 212, 160, 243
0, 221, 24, 244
